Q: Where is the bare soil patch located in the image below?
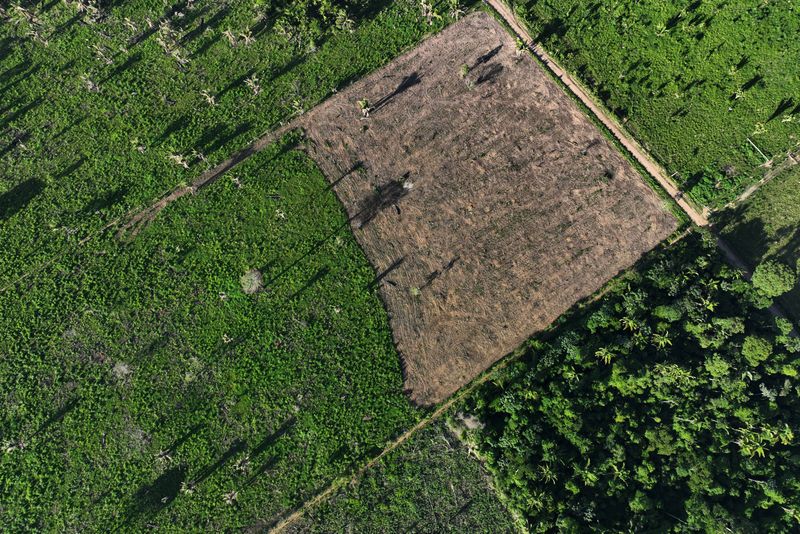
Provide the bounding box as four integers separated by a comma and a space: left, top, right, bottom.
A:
297, 11, 677, 405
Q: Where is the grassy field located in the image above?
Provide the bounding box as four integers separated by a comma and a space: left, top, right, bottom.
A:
0, 142, 425, 530
289, 421, 517, 534
460, 231, 800, 531
719, 165, 800, 320
0, 0, 458, 289
509, 0, 800, 208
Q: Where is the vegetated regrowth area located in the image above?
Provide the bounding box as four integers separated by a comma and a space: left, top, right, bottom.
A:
510, 0, 800, 208
297, 11, 677, 405
718, 164, 800, 321
460, 231, 800, 531
0, 0, 461, 289
287, 420, 517, 534
0, 141, 423, 531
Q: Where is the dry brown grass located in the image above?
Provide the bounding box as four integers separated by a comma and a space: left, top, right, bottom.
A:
299, 12, 677, 404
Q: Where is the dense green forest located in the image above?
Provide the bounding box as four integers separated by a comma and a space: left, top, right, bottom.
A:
719, 165, 800, 320
510, 0, 800, 207
0, 0, 458, 288
290, 421, 517, 533
0, 143, 421, 530
463, 232, 799, 531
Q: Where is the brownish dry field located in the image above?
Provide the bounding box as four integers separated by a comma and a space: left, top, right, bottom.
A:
299, 11, 677, 405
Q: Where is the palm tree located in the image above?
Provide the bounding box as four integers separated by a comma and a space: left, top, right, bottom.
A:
595, 347, 614, 365
652, 332, 672, 349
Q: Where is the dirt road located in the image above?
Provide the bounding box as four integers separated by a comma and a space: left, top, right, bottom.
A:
483, 0, 708, 228
482, 0, 797, 328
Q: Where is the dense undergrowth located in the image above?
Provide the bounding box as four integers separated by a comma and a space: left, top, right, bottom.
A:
510, 0, 800, 208
718, 165, 800, 321
463, 232, 800, 531
0, 143, 420, 530
289, 421, 516, 534
0, 0, 458, 288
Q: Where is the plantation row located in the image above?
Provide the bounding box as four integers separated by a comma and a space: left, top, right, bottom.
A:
510, 0, 800, 208
461, 232, 800, 531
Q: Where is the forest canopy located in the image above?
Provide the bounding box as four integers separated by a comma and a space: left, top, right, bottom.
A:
464, 232, 800, 532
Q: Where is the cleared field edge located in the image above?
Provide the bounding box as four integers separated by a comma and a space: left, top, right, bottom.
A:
482, 0, 797, 331
479, 0, 692, 229
0, 5, 467, 296
266, 228, 697, 533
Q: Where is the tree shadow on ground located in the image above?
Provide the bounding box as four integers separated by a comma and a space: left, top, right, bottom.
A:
126, 465, 186, 527
290, 266, 330, 299
356, 177, 410, 228
372, 72, 421, 112
0, 178, 45, 221
80, 187, 128, 214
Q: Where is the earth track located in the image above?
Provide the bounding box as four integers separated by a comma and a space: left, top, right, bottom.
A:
482, 0, 796, 327
266, 5, 797, 528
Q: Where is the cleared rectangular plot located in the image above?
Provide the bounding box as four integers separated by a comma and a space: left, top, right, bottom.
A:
300, 12, 678, 405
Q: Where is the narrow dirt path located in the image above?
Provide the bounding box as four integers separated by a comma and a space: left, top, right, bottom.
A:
267, 344, 523, 533
729, 149, 798, 207
482, 0, 796, 328
117, 121, 297, 239
482, 0, 708, 228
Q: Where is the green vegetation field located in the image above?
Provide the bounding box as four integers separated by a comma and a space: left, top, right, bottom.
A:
510, 0, 800, 207
0, 0, 457, 288
4, 0, 799, 531
461, 232, 800, 531
0, 141, 424, 530
719, 165, 800, 320
290, 421, 517, 533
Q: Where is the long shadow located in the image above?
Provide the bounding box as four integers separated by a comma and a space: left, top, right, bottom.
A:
251, 417, 295, 460
164, 423, 203, 455
349, 0, 394, 21
192, 439, 247, 486
420, 256, 460, 290
0, 96, 43, 130
768, 97, 795, 122
181, 5, 226, 45
290, 266, 330, 299
742, 74, 764, 91
53, 116, 85, 140
216, 69, 256, 101
473, 44, 503, 67
53, 157, 86, 181
157, 115, 190, 144
538, 17, 567, 41
196, 121, 252, 156
250, 11, 277, 38
263, 173, 411, 290
100, 52, 143, 83
372, 72, 421, 112
367, 256, 405, 290
0, 37, 15, 59
190, 32, 221, 58
244, 417, 295, 487
31, 398, 78, 441
476, 63, 503, 85
54, 12, 82, 35
0, 178, 45, 221
0, 61, 29, 83
265, 54, 306, 85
